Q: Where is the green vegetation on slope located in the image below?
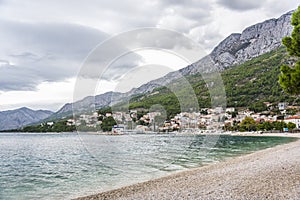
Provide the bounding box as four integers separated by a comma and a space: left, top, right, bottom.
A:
223, 47, 295, 107
21, 120, 76, 133
113, 47, 297, 118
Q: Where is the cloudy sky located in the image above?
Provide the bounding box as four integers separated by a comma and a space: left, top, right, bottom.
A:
0, 0, 298, 111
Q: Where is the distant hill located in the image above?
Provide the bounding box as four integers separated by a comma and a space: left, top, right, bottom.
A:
0, 107, 53, 131
49, 10, 294, 119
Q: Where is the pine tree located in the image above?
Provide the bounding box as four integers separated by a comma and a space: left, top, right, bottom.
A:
279, 7, 300, 101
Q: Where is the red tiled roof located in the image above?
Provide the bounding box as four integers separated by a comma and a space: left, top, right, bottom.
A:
285, 116, 300, 120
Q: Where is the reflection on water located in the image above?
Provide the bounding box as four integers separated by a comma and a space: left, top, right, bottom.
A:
0, 133, 296, 199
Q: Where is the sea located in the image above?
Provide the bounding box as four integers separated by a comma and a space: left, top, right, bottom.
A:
0, 132, 296, 199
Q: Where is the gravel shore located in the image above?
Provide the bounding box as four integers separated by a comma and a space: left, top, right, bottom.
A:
76, 134, 300, 200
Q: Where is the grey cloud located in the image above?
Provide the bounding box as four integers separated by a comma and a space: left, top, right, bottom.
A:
9, 52, 41, 63
0, 63, 41, 91
0, 59, 10, 65
102, 55, 143, 81
0, 20, 144, 90
78, 58, 139, 82
0, 0, 218, 57
156, 0, 213, 34
217, 0, 265, 11
181, 8, 211, 20
0, 20, 110, 91
160, 0, 211, 8
0, 0, 213, 35
199, 31, 223, 52
10, 52, 38, 59
0, 21, 109, 60
77, 28, 206, 86
262, 1, 298, 17
131, 29, 196, 49
0, 0, 161, 32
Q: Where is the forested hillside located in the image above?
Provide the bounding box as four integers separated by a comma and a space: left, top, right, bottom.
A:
118, 47, 297, 118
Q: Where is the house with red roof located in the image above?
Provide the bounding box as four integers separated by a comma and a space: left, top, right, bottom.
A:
284, 116, 300, 129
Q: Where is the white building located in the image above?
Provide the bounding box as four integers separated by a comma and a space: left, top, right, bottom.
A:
226, 107, 235, 113
47, 122, 54, 126
284, 116, 300, 129
213, 107, 224, 114
278, 102, 287, 110
67, 119, 75, 126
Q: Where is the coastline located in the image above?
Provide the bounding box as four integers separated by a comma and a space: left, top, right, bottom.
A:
75, 133, 300, 200
228, 131, 300, 138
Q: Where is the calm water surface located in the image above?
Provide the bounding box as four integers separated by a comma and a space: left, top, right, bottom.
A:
0, 133, 296, 199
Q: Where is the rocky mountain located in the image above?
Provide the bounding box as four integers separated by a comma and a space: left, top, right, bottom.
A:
51, 91, 125, 118
0, 107, 53, 131
51, 10, 293, 118
130, 11, 293, 90
210, 11, 293, 70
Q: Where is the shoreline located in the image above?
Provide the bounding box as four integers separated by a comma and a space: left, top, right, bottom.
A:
75, 133, 300, 200
228, 131, 300, 138
2, 130, 299, 138
80, 131, 300, 138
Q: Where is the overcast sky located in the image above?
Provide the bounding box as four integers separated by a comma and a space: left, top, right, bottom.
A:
0, 0, 298, 111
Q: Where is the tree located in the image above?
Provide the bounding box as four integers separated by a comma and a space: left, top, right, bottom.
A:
249, 102, 268, 113
282, 7, 300, 58
287, 122, 296, 130
98, 107, 112, 116
279, 7, 300, 101
101, 116, 117, 132
272, 121, 286, 131
239, 117, 256, 131
279, 64, 300, 96
263, 121, 273, 131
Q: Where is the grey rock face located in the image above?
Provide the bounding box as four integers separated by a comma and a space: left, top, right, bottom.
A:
209, 11, 293, 70
0, 107, 53, 131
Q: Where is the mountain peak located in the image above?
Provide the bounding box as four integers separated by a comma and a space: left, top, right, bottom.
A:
17, 107, 32, 111
208, 11, 293, 70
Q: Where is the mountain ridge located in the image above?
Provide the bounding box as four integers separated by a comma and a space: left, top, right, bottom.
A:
38, 10, 295, 119
0, 107, 53, 131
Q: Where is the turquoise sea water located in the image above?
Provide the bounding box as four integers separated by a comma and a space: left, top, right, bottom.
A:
0, 133, 296, 199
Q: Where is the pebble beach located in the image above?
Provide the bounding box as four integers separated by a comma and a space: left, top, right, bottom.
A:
75, 133, 300, 200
